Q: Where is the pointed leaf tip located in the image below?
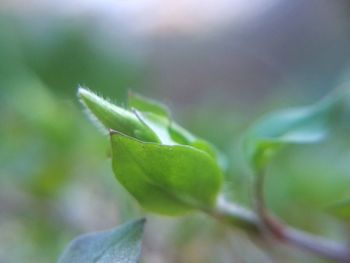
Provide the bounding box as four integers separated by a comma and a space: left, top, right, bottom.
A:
77, 87, 160, 143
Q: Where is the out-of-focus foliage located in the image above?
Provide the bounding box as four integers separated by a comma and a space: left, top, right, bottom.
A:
329, 198, 350, 221
0, 12, 144, 263
128, 91, 170, 118
58, 219, 145, 263
1, 1, 350, 262
244, 91, 344, 171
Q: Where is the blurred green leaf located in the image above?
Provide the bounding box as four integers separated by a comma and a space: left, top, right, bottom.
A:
133, 111, 176, 145
128, 91, 170, 118
169, 124, 224, 168
328, 198, 350, 220
110, 131, 223, 216
58, 219, 145, 263
77, 87, 160, 143
134, 109, 221, 163
244, 93, 343, 171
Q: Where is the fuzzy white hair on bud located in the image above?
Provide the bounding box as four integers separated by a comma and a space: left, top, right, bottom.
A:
77, 86, 110, 135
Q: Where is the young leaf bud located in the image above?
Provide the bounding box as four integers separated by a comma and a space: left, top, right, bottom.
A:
78, 87, 159, 143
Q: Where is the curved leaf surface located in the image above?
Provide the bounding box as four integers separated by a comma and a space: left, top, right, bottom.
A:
110, 131, 223, 215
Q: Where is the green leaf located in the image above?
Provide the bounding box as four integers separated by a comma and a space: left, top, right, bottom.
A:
110, 131, 223, 215
133, 110, 176, 145
79, 88, 225, 170
58, 219, 145, 263
78, 87, 159, 143
328, 198, 350, 220
128, 91, 170, 118
134, 110, 221, 163
127, 91, 219, 156
168, 123, 193, 144
244, 94, 343, 171
128, 92, 198, 145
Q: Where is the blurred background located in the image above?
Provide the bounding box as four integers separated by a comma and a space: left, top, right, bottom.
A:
1, 0, 350, 262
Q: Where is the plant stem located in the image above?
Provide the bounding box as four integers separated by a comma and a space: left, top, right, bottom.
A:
212, 196, 260, 232
283, 225, 350, 262
255, 170, 350, 262
209, 171, 350, 262
210, 197, 350, 262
